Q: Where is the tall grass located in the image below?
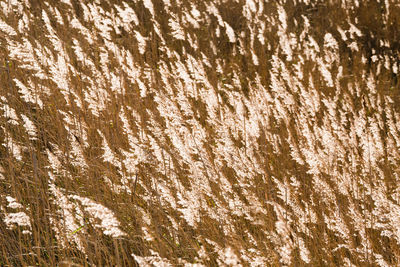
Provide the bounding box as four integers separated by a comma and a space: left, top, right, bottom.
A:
0, 0, 400, 266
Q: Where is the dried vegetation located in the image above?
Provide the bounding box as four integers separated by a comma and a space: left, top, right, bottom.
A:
1, 0, 400, 266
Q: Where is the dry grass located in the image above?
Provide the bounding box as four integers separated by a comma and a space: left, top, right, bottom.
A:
1, 0, 400, 266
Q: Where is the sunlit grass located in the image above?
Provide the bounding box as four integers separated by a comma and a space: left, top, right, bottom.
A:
0, 0, 400, 266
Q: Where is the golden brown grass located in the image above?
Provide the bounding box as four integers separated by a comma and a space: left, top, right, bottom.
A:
1, 0, 400, 266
